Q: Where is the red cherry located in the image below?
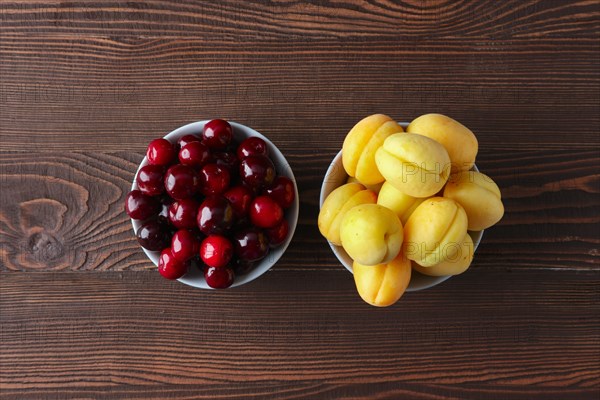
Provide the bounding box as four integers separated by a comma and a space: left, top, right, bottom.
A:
164, 164, 199, 200
179, 141, 211, 168
239, 155, 275, 189
223, 185, 254, 218
237, 137, 268, 159
265, 176, 295, 209
200, 235, 233, 268
125, 190, 159, 220
232, 258, 255, 275
178, 134, 201, 148
171, 229, 200, 262
214, 151, 239, 175
265, 219, 289, 248
233, 227, 269, 261
203, 119, 233, 149
158, 248, 189, 280
136, 220, 171, 251
204, 266, 234, 289
168, 199, 200, 229
197, 195, 234, 235
147, 138, 176, 166
249, 195, 283, 228
199, 163, 230, 196
136, 164, 165, 196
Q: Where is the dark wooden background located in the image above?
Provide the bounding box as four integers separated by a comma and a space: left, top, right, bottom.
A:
1, 1, 599, 399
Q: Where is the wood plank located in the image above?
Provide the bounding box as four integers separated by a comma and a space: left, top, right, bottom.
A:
0, 34, 598, 150
0, 149, 598, 272
0, 269, 599, 398
0, 0, 598, 39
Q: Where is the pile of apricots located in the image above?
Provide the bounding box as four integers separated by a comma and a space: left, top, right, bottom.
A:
319, 114, 504, 307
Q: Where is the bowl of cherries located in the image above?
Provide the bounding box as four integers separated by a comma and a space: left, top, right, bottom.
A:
125, 119, 299, 289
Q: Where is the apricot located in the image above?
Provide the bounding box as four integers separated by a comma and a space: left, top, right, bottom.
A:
318, 183, 377, 246
403, 197, 467, 267
342, 114, 404, 185
375, 133, 450, 198
444, 170, 504, 230
412, 232, 474, 276
407, 113, 478, 173
353, 252, 411, 307
376, 181, 426, 224
346, 175, 383, 194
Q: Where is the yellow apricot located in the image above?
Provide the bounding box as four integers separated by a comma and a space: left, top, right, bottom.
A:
376, 181, 426, 224
444, 170, 504, 230
318, 183, 377, 245
407, 113, 478, 173
412, 233, 474, 276
375, 133, 450, 198
353, 252, 411, 307
402, 197, 468, 267
346, 175, 384, 194
342, 114, 403, 185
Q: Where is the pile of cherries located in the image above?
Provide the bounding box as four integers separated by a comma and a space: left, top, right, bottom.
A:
125, 119, 295, 288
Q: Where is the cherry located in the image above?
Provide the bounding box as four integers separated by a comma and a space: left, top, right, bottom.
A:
265, 176, 295, 209
232, 258, 255, 275
204, 266, 234, 289
249, 195, 283, 228
168, 198, 199, 229
233, 227, 269, 261
178, 134, 201, 148
158, 248, 188, 280
125, 190, 159, 220
164, 164, 199, 200
179, 141, 211, 168
239, 155, 275, 189
197, 195, 234, 235
203, 119, 233, 150
171, 229, 200, 262
223, 185, 254, 218
200, 235, 233, 268
136, 165, 165, 196
147, 138, 176, 166
237, 137, 268, 159
214, 151, 239, 175
136, 220, 171, 251
265, 219, 289, 248
199, 163, 230, 196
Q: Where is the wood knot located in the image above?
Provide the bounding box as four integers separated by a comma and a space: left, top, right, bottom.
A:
28, 231, 64, 262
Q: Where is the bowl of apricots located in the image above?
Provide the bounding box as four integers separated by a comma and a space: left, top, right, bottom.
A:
319, 114, 504, 307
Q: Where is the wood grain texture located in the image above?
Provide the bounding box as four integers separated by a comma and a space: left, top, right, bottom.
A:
1, 0, 599, 398
1, 269, 599, 399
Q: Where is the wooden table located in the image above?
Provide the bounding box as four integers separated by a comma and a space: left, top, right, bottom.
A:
1, 1, 598, 399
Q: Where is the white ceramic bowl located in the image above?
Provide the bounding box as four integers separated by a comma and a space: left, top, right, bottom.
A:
319, 123, 483, 292
131, 120, 299, 289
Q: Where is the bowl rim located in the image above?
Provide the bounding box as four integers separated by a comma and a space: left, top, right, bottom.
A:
131, 120, 299, 289
319, 123, 483, 292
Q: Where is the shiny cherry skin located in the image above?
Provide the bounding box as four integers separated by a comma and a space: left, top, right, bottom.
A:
237, 137, 268, 159
203, 119, 233, 150
214, 151, 239, 175
249, 195, 283, 228
136, 220, 171, 251
164, 164, 199, 200
168, 198, 199, 229
125, 190, 159, 220
265, 219, 289, 248
223, 185, 254, 218
265, 176, 295, 209
171, 229, 200, 262
232, 258, 255, 275
204, 266, 234, 289
199, 163, 230, 196
197, 196, 234, 235
179, 141, 211, 168
178, 134, 201, 148
158, 248, 188, 280
239, 155, 275, 190
147, 138, 176, 166
136, 164, 165, 196
200, 235, 233, 268
233, 227, 269, 261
